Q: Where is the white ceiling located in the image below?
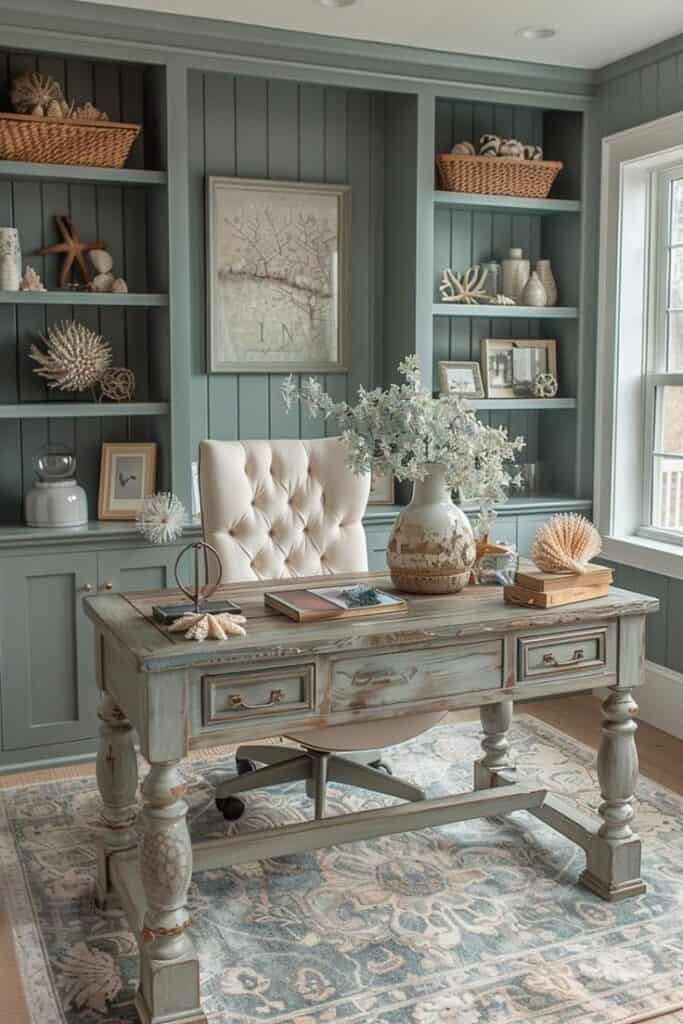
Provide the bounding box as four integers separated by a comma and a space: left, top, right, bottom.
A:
78, 0, 683, 69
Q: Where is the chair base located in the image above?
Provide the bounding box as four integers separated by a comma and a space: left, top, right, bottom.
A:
214, 744, 426, 821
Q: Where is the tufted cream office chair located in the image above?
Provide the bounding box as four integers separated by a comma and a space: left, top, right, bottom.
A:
199, 438, 443, 820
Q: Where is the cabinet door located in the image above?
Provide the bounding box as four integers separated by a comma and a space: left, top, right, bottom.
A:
517, 515, 547, 557
98, 545, 186, 594
365, 525, 391, 571
0, 552, 99, 750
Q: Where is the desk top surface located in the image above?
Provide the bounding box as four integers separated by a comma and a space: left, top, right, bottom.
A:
83, 569, 658, 674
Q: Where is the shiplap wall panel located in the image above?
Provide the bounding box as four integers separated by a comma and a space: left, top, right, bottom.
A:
0, 50, 167, 522
596, 44, 683, 670
189, 70, 383, 450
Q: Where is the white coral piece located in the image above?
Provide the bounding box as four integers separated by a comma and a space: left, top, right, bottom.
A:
137, 492, 186, 544
29, 320, 112, 393
439, 266, 490, 305
166, 611, 247, 641
531, 514, 602, 574
19, 265, 46, 292
11, 72, 64, 114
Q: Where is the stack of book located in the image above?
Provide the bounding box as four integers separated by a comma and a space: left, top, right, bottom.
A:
503, 564, 612, 608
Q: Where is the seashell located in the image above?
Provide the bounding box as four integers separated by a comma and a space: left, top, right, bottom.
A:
523, 144, 544, 161
89, 249, 113, 275
11, 72, 64, 114
531, 514, 602, 575
451, 141, 476, 155
499, 138, 525, 159
91, 272, 114, 293
111, 277, 128, 294
45, 99, 64, 119
19, 265, 46, 292
30, 104, 44, 117
479, 133, 501, 156
71, 102, 109, 122
489, 294, 516, 306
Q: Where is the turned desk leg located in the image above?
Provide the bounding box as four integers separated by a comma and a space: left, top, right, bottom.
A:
96, 693, 138, 908
580, 685, 646, 901
136, 762, 206, 1024
474, 699, 515, 790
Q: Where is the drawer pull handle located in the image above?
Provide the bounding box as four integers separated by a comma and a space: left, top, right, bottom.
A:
229, 688, 286, 710
542, 648, 585, 668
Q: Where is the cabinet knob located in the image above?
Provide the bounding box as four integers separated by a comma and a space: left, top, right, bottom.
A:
81, 583, 94, 593
104, 582, 114, 591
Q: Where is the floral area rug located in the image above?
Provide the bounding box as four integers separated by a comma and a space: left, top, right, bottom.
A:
2, 715, 683, 1024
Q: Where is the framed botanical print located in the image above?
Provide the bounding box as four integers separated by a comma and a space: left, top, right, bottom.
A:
98, 443, 157, 520
481, 339, 558, 399
438, 360, 485, 398
207, 176, 351, 374
368, 466, 395, 505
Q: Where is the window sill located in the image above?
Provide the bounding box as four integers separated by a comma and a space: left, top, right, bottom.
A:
603, 534, 683, 580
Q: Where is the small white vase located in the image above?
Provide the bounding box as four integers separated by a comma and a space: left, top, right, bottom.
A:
501, 247, 530, 302
535, 259, 558, 306
386, 464, 476, 594
521, 270, 547, 307
0, 227, 21, 291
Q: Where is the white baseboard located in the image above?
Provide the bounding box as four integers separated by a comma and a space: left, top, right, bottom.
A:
639, 660, 683, 739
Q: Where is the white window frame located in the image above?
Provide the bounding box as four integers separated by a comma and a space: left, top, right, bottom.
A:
595, 110, 683, 580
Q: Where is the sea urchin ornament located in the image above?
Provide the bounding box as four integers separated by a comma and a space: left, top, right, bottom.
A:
531, 513, 602, 575
29, 320, 112, 393
10, 72, 64, 115
137, 492, 186, 545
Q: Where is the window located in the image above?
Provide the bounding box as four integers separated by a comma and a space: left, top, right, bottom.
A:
643, 167, 683, 542
595, 112, 683, 579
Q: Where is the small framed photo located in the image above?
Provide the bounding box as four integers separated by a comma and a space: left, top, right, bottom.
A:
368, 466, 395, 505
481, 339, 558, 399
98, 443, 157, 521
438, 360, 485, 398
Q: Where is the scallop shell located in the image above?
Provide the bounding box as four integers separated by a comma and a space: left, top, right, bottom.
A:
451, 141, 476, 155
91, 273, 114, 293
531, 513, 602, 575
111, 278, 128, 294
45, 99, 64, 119
89, 249, 113, 275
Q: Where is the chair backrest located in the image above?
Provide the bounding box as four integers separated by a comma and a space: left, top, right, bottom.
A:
199, 438, 370, 582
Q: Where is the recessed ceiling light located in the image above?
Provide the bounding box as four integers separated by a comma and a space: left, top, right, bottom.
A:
318, 0, 356, 7
516, 26, 556, 40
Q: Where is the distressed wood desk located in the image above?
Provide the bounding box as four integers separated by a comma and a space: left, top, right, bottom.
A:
84, 571, 658, 1024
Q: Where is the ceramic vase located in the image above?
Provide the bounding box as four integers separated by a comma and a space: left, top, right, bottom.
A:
535, 259, 558, 306
521, 270, 547, 307
0, 227, 20, 292
481, 260, 501, 299
386, 463, 476, 594
501, 247, 529, 302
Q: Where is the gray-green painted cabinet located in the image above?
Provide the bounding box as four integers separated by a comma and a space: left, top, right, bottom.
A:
0, 552, 99, 751
0, 543, 187, 762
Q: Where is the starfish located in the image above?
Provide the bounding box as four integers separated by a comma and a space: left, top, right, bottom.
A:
37, 215, 106, 288
166, 611, 247, 642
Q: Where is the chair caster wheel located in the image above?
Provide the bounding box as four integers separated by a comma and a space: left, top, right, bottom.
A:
236, 758, 257, 775
369, 760, 392, 775
216, 796, 245, 821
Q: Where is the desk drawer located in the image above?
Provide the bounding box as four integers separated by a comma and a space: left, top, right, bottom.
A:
331, 640, 504, 712
202, 665, 315, 726
517, 628, 608, 682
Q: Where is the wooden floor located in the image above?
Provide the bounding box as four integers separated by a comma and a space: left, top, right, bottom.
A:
1, 695, 682, 1024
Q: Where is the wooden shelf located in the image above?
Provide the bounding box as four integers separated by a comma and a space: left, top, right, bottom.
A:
433, 191, 581, 215
0, 161, 167, 187
433, 304, 579, 319
0, 291, 168, 307
0, 402, 169, 419
470, 398, 577, 410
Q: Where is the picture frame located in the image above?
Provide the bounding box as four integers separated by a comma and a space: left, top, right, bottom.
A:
438, 360, 485, 398
98, 443, 157, 521
207, 176, 351, 374
368, 466, 395, 505
481, 339, 558, 399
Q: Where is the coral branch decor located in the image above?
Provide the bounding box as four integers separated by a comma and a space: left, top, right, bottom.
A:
531, 513, 602, 574
37, 215, 106, 287
439, 266, 490, 304
283, 357, 524, 593
30, 320, 112, 393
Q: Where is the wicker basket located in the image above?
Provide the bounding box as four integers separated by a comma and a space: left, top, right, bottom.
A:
436, 153, 563, 199
0, 112, 141, 169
